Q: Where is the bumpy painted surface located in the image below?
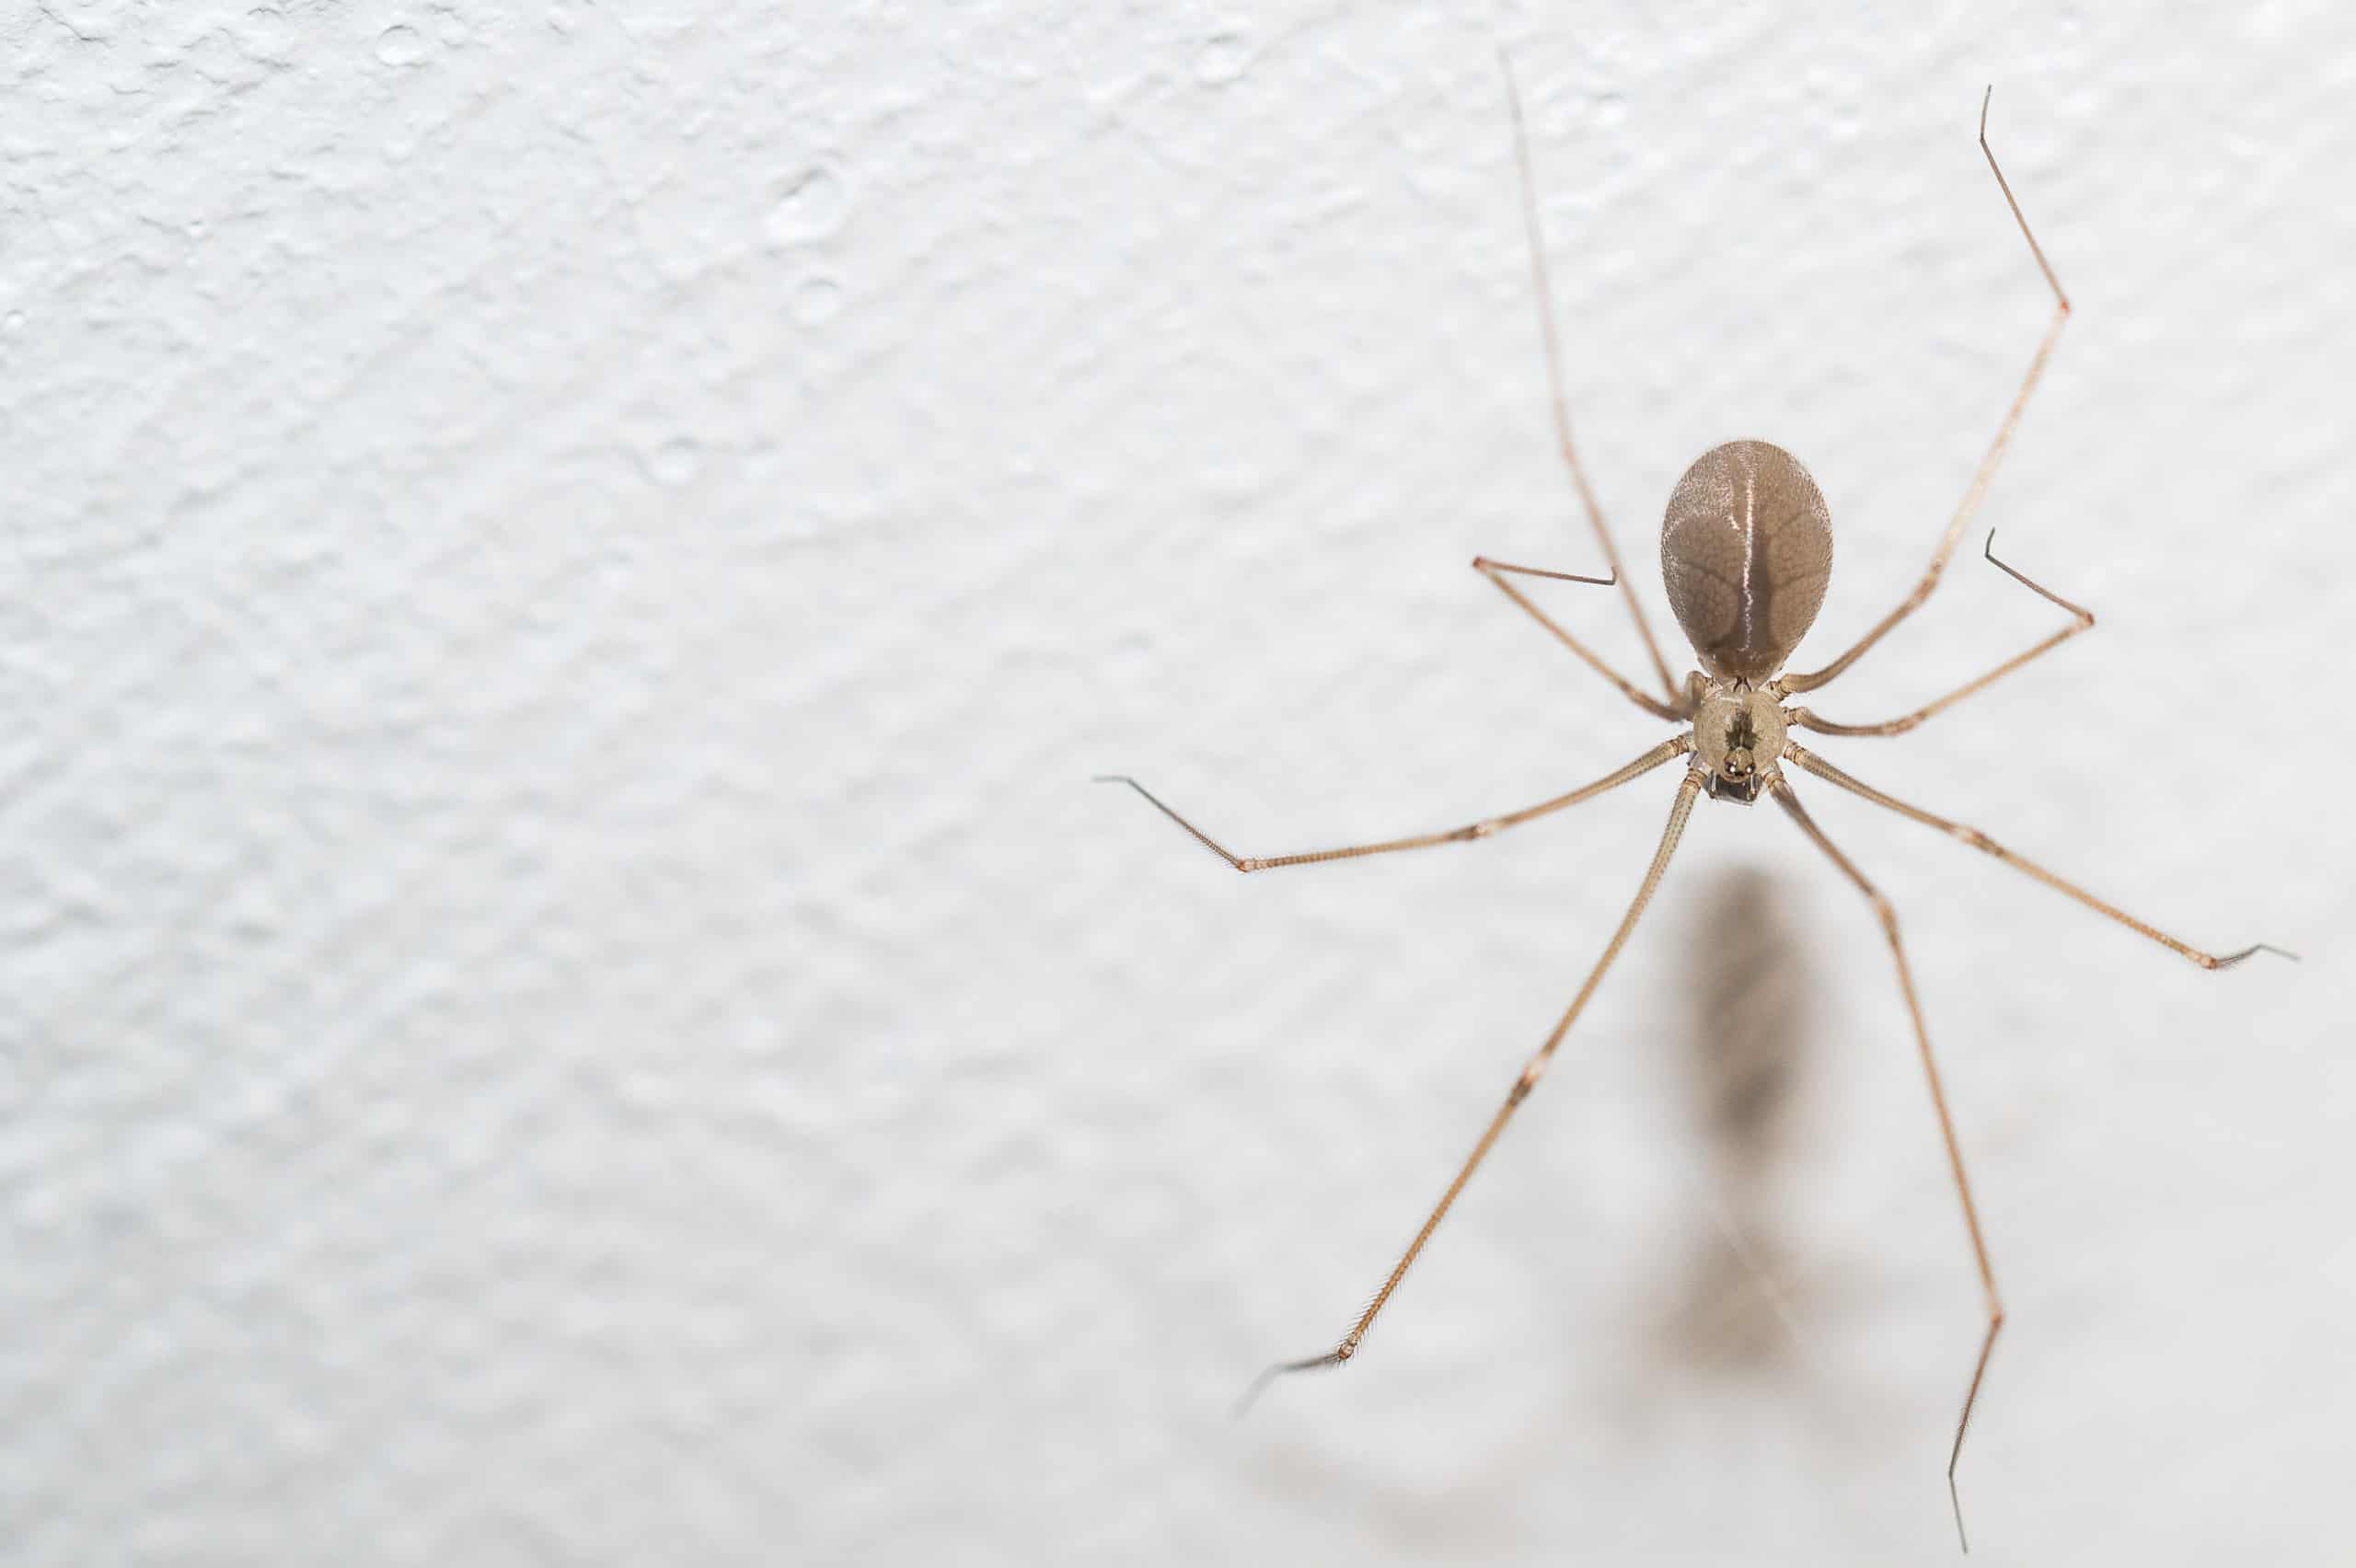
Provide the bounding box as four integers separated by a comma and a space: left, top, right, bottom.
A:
3, 4, 2351, 1564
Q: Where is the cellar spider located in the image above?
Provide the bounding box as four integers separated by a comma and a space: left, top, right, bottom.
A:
1096, 58, 2290, 1551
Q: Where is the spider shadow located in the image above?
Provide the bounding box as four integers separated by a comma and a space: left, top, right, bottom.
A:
1246, 863, 1859, 1551
1642, 862, 1822, 1378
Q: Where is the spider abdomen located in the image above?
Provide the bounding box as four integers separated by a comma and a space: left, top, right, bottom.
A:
1661, 440, 1834, 683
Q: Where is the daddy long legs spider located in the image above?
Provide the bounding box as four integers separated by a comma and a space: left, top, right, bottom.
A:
1095, 58, 2290, 1552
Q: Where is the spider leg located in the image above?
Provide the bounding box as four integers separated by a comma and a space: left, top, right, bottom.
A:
1094, 737, 1691, 874
1781, 87, 2072, 697
1784, 744, 2294, 969
1474, 557, 1691, 721
1785, 530, 2094, 736
1499, 50, 1683, 709
1768, 773, 1998, 1553
1239, 767, 1707, 1410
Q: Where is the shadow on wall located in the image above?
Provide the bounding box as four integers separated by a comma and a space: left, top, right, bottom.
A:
1242, 863, 1862, 1550
1648, 862, 1818, 1376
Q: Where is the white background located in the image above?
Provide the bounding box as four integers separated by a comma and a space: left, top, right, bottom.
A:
5, 3, 2351, 1563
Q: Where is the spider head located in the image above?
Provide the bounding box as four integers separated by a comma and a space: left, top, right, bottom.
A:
1692, 683, 1787, 805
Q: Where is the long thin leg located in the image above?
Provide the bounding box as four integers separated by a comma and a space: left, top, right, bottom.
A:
1786, 530, 2094, 736
1239, 767, 1707, 1410
1095, 736, 1692, 873
1784, 743, 2293, 970
1474, 556, 1691, 722
1472, 557, 1614, 588
1500, 50, 1682, 709
1767, 775, 1995, 1553
1780, 87, 2072, 697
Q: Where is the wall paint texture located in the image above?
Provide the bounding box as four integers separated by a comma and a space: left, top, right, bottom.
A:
5, 3, 2351, 1563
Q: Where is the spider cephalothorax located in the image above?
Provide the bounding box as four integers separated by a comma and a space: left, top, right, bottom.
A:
1691, 678, 1789, 804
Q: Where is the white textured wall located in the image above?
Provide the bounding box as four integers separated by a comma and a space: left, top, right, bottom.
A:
6, 3, 2350, 1563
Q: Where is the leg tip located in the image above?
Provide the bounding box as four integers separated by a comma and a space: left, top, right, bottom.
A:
2215, 941, 2299, 969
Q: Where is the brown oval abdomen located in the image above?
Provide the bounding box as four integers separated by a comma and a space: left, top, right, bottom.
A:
1659, 439, 1833, 683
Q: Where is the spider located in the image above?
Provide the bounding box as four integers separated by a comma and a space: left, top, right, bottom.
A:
1096, 60, 2287, 1551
